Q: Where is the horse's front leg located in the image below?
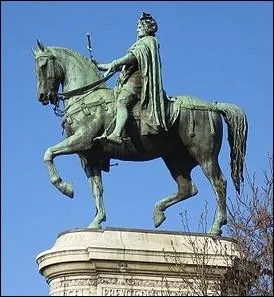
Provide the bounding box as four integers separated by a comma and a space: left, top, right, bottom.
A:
44, 133, 93, 198
82, 162, 106, 228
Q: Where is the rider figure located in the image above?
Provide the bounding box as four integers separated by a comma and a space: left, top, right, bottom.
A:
97, 12, 168, 144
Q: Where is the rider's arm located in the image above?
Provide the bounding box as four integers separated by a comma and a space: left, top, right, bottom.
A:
97, 53, 137, 72
111, 53, 137, 70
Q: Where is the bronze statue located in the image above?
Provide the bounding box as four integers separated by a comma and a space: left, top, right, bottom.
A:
33, 12, 248, 236
96, 12, 167, 144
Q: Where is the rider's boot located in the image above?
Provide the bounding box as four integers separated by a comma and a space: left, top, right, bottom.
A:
106, 106, 128, 145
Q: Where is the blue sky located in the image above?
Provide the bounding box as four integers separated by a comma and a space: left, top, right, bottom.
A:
2, 1, 273, 295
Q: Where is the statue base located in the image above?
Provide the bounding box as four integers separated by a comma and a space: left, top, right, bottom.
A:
36, 228, 239, 296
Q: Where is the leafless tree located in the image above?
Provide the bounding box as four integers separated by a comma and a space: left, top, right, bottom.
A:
224, 154, 273, 296
163, 155, 273, 296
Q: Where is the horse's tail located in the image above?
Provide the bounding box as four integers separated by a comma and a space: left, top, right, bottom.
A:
215, 102, 248, 193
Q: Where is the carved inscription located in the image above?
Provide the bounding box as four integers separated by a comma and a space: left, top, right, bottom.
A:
101, 287, 181, 296
50, 278, 97, 290
99, 278, 162, 286
98, 278, 183, 288
49, 277, 97, 296
51, 289, 90, 296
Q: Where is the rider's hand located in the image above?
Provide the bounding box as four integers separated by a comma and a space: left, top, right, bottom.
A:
98, 60, 120, 77
109, 60, 119, 72
97, 63, 111, 71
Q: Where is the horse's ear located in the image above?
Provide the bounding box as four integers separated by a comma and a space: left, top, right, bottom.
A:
31, 47, 36, 57
37, 39, 45, 51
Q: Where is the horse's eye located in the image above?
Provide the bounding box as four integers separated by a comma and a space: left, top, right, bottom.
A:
38, 58, 47, 69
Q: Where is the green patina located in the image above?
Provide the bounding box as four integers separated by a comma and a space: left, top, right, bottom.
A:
33, 12, 248, 235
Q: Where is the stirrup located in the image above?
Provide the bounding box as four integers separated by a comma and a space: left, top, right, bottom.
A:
106, 134, 122, 145
93, 131, 107, 142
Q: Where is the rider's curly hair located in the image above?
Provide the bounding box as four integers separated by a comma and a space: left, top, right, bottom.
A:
138, 12, 158, 36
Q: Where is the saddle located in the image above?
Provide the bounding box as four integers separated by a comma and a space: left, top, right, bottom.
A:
126, 95, 179, 132
124, 95, 218, 138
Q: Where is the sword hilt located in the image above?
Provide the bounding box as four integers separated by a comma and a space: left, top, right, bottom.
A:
87, 33, 92, 51
86, 33, 96, 63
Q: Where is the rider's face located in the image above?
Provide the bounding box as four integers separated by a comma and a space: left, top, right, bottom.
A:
137, 22, 147, 38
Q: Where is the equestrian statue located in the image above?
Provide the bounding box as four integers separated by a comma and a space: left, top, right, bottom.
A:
33, 12, 248, 235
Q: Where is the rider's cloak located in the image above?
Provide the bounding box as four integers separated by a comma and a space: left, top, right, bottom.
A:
129, 36, 168, 135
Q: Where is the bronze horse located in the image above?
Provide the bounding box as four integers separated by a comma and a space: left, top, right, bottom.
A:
33, 40, 248, 235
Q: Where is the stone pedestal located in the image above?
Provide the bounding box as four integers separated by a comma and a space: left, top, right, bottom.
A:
36, 228, 239, 296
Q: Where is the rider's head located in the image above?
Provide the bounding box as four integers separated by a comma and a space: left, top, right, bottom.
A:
137, 12, 158, 38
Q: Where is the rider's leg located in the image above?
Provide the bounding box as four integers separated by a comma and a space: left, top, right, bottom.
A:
107, 90, 135, 144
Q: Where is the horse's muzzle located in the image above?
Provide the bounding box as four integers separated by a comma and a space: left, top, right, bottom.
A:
38, 93, 49, 105
39, 92, 57, 105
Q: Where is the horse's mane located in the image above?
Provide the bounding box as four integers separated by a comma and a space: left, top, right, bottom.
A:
49, 46, 102, 77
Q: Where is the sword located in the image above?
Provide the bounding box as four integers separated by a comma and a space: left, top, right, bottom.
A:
86, 33, 94, 61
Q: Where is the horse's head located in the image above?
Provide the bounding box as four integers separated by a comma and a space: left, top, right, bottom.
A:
33, 40, 63, 106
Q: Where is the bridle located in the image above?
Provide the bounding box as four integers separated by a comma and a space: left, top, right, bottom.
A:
36, 52, 61, 113
36, 51, 116, 117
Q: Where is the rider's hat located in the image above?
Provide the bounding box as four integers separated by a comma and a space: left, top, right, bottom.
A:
138, 12, 158, 35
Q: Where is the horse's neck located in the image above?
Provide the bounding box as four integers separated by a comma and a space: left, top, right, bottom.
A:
56, 49, 102, 92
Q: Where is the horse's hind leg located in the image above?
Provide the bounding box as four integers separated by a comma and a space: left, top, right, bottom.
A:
200, 159, 227, 235
153, 156, 198, 228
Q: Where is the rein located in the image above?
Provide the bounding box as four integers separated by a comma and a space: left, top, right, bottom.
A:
57, 71, 116, 98
36, 48, 116, 118
54, 71, 116, 117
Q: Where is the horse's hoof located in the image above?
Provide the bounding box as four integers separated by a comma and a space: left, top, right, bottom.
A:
153, 210, 166, 228
87, 222, 102, 229
208, 227, 222, 236
62, 182, 74, 198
